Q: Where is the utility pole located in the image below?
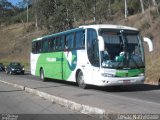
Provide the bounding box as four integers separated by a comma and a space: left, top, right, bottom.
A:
27, 0, 28, 24
140, 0, 145, 14
108, 0, 111, 17
94, 0, 96, 24
35, 0, 38, 31
125, 0, 128, 18
152, 0, 156, 5
152, 0, 160, 16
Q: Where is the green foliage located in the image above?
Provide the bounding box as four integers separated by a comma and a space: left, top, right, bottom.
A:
127, 0, 141, 15
0, 0, 26, 25
111, 0, 124, 12
1, 0, 159, 32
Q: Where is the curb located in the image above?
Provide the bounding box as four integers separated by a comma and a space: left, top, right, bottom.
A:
0, 80, 25, 90
0, 80, 108, 119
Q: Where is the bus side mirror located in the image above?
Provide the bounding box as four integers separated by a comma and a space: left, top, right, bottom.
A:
143, 37, 153, 52
98, 36, 104, 51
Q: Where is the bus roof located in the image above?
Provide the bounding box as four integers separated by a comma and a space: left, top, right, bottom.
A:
32, 27, 83, 42
79, 24, 138, 31
33, 24, 139, 42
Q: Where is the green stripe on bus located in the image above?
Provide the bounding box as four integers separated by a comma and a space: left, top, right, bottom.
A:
116, 68, 144, 77
35, 51, 77, 80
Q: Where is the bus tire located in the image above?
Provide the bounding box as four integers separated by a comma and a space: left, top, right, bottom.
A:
77, 71, 87, 89
40, 69, 46, 81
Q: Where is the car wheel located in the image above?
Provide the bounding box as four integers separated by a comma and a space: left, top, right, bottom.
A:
40, 69, 46, 81
21, 71, 24, 75
6, 70, 9, 74
77, 71, 87, 89
9, 71, 12, 75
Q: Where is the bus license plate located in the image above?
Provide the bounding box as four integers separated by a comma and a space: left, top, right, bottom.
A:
123, 80, 131, 84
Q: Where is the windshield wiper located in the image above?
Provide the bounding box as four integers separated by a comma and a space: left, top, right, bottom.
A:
115, 30, 126, 69
130, 56, 141, 69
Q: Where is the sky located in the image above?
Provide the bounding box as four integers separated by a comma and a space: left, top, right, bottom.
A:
7, 0, 22, 6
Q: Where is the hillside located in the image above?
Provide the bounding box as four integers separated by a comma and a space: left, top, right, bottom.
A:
0, 8, 160, 84
0, 23, 47, 67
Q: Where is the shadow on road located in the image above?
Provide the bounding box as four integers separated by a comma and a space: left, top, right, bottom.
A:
88, 84, 160, 92
31, 76, 160, 92
33, 84, 69, 89
42, 78, 160, 92
2, 71, 159, 92
45, 78, 78, 87
0, 90, 23, 93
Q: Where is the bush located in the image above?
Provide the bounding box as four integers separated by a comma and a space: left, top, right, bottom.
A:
141, 21, 150, 30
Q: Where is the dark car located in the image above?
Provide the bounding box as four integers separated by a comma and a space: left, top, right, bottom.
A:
0, 63, 5, 71
6, 62, 25, 75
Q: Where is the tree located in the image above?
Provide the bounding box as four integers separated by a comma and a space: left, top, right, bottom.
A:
0, 0, 15, 25
152, 0, 159, 16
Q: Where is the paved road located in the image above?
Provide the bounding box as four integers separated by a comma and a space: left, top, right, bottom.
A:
0, 81, 97, 120
0, 72, 160, 114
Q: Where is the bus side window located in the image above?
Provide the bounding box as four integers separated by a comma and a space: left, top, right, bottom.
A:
66, 33, 75, 50
32, 41, 42, 54
51, 38, 56, 51
37, 41, 42, 53
42, 39, 49, 52
56, 37, 62, 51
48, 39, 52, 52
64, 36, 68, 50
32, 42, 36, 53
57, 35, 65, 51
75, 30, 85, 49
61, 36, 65, 50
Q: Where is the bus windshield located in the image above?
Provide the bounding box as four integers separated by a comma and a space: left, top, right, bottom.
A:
99, 29, 144, 69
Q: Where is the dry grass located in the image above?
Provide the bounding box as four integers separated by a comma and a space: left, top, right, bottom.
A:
0, 23, 47, 69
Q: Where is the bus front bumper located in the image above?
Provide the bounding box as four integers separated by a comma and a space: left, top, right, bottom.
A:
99, 76, 145, 86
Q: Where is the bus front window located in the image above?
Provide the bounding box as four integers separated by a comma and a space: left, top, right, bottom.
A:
99, 29, 144, 69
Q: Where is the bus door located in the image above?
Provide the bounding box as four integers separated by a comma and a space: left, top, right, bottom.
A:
86, 39, 100, 85
86, 28, 100, 85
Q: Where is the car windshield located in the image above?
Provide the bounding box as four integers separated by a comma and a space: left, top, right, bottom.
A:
0, 63, 4, 67
10, 63, 22, 68
99, 29, 144, 69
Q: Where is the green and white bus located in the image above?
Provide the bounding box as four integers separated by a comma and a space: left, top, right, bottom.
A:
31, 24, 153, 88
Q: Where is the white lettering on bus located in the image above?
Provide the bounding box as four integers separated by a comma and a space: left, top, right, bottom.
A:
46, 58, 56, 62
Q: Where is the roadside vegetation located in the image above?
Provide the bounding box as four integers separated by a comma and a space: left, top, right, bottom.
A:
0, 0, 160, 84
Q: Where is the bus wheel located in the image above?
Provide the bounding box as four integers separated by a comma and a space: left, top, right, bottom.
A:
40, 69, 46, 81
77, 71, 87, 89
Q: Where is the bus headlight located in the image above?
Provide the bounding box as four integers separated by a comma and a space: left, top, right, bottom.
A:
101, 73, 114, 77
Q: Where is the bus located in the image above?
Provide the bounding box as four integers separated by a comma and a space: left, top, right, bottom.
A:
30, 24, 153, 89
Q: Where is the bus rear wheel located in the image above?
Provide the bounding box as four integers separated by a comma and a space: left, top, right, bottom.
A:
40, 69, 46, 81
77, 71, 87, 89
